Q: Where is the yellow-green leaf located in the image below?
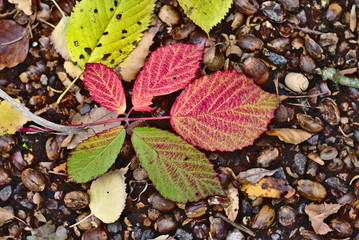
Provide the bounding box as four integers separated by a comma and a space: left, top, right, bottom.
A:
0, 100, 30, 135
178, 0, 232, 34
67, 0, 156, 69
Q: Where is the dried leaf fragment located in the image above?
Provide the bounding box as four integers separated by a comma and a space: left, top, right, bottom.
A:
51, 17, 71, 60
305, 203, 342, 235
0, 100, 30, 136
224, 183, 239, 222
266, 128, 313, 145
0, 20, 30, 70
240, 177, 295, 199
0, 207, 15, 226
237, 168, 278, 184
8, 0, 33, 15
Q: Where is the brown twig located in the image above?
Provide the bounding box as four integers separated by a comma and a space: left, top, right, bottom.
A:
287, 23, 323, 35
215, 212, 255, 237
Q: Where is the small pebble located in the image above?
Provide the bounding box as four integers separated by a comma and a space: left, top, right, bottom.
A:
107, 221, 122, 234
0, 185, 12, 202
176, 228, 193, 240
325, 177, 348, 193
226, 229, 245, 240
40, 74, 48, 85
141, 229, 155, 240
293, 153, 307, 175
56, 225, 67, 239
266, 51, 287, 66
80, 104, 92, 115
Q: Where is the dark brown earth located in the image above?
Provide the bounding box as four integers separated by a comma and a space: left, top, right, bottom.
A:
1, 0, 359, 239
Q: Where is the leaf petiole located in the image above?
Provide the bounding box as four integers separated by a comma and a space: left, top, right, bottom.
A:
322, 67, 359, 88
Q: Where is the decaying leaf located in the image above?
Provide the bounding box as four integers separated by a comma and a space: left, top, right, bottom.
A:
64, 60, 82, 79
67, 125, 126, 183
8, 0, 33, 15
149, 235, 172, 240
132, 127, 224, 202
66, 106, 120, 149
0, 100, 30, 136
237, 168, 278, 184
83, 63, 126, 114
171, 70, 285, 151
305, 202, 342, 235
0, 20, 30, 70
0, 207, 15, 226
266, 128, 313, 145
51, 17, 71, 60
224, 183, 239, 222
119, 24, 161, 82
88, 168, 128, 223
67, 0, 156, 69
240, 177, 295, 199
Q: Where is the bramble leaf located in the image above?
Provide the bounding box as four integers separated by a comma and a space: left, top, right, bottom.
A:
88, 168, 128, 223
131, 127, 224, 203
67, 0, 155, 69
83, 63, 126, 114
178, 0, 232, 34
171, 70, 284, 151
67, 125, 126, 183
0, 100, 30, 136
132, 42, 204, 112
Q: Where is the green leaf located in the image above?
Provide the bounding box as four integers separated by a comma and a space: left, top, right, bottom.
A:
67, 125, 126, 183
131, 127, 224, 203
178, 0, 232, 34
67, 0, 156, 69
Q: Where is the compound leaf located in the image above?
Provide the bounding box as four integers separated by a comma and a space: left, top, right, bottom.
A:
131, 127, 223, 203
171, 70, 284, 151
88, 168, 128, 223
178, 0, 232, 34
67, 0, 155, 69
132, 42, 204, 112
67, 125, 126, 183
83, 63, 126, 114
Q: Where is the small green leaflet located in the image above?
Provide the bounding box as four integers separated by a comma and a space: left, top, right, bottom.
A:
67, 125, 126, 183
178, 0, 232, 34
67, 0, 156, 69
131, 127, 224, 202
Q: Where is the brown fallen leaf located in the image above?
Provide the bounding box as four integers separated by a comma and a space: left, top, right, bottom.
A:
240, 177, 295, 199
266, 128, 313, 145
237, 168, 278, 184
8, 0, 33, 15
65, 106, 120, 149
305, 202, 342, 235
224, 183, 239, 222
119, 24, 162, 82
0, 207, 15, 226
0, 20, 30, 70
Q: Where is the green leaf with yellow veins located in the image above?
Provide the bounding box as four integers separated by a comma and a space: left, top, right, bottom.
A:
132, 127, 224, 203
178, 0, 232, 34
67, 0, 156, 69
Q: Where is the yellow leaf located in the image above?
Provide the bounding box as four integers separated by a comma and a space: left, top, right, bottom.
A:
266, 128, 313, 145
240, 177, 295, 199
51, 17, 71, 60
88, 168, 128, 223
0, 100, 30, 136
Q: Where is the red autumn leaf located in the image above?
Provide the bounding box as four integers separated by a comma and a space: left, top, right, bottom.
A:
132, 42, 204, 112
83, 63, 126, 114
171, 70, 285, 151
0, 20, 30, 70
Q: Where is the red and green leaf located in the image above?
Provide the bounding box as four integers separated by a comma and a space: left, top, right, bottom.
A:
67, 125, 126, 183
132, 42, 204, 112
171, 70, 284, 151
83, 63, 126, 114
131, 127, 224, 203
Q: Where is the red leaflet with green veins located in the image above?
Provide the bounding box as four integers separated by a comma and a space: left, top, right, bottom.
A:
83, 63, 126, 114
132, 42, 204, 112
171, 70, 285, 151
